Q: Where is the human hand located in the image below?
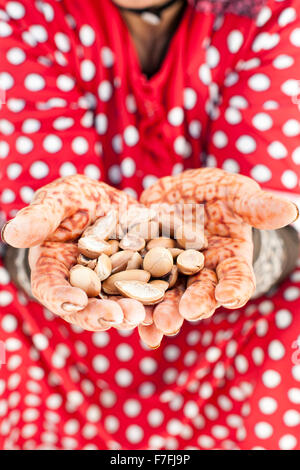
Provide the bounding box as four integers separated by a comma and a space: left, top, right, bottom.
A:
140, 168, 298, 334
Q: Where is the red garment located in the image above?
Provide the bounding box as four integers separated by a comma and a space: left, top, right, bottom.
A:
0, 0, 300, 450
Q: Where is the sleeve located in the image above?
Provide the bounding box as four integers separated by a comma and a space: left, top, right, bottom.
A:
205, 0, 300, 199
0, 0, 104, 222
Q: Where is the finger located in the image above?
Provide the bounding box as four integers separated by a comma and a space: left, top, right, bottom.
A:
114, 298, 146, 329
138, 323, 164, 349
1, 175, 112, 248
61, 298, 123, 331
141, 306, 154, 326
232, 188, 299, 230
179, 268, 218, 321
215, 256, 256, 309
153, 284, 184, 335
29, 242, 89, 316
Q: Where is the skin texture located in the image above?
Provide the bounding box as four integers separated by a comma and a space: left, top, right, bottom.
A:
140, 168, 299, 327
2, 170, 298, 347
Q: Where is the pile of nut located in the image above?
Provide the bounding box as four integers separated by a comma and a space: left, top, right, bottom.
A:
69, 206, 206, 305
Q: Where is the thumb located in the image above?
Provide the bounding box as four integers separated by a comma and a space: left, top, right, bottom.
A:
2, 202, 65, 248
233, 189, 299, 230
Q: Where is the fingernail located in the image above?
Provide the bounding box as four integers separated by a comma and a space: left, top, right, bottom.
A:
1, 221, 10, 243
62, 302, 85, 313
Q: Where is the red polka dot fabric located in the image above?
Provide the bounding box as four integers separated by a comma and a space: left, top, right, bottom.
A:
0, 0, 300, 450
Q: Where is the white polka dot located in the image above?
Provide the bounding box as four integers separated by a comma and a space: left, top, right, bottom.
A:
278, 7, 296, 27
252, 113, 273, 131
206, 46, 220, 68
166, 419, 183, 436
80, 60, 96, 81
148, 409, 164, 427
282, 119, 300, 137
235, 355, 249, 374
292, 147, 300, 164
140, 357, 157, 375
57, 75, 75, 92
92, 355, 109, 373
279, 434, 297, 450
108, 164, 121, 184
164, 345, 180, 362
188, 120, 201, 138
1, 189, 15, 203
24, 73, 45, 92
124, 399, 141, 417
198, 64, 211, 85
263, 100, 279, 110
290, 28, 300, 47
79, 25, 95, 46
29, 25, 48, 43
84, 164, 100, 180
252, 33, 279, 52
227, 30, 244, 53
99, 390, 116, 408
0, 267, 10, 284
212, 131, 228, 148
115, 343, 133, 361
124, 126, 139, 146
101, 47, 115, 67
281, 170, 298, 189
248, 73, 270, 91
198, 435, 215, 449
115, 369, 133, 387
256, 6, 272, 26
20, 186, 34, 203
262, 370, 281, 388
53, 117, 74, 131
283, 410, 300, 427
168, 107, 184, 126
120, 157, 136, 178
0, 21, 12, 37
142, 175, 158, 189
126, 424, 143, 444
206, 347, 221, 363
32, 334, 49, 351
222, 159, 240, 173
250, 164, 271, 183
229, 95, 248, 109
6, 47, 25, 65
43, 135, 62, 153
29, 161, 49, 179
258, 397, 278, 415
267, 141, 287, 159
225, 107, 242, 124
281, 79, 300, 97
46, 394, 62, 410
236, 135, 256, 154
273, 54, 294, 69
199, 382, 213, 399
183, 88, 197, 109
22, 119, 41, 134
6, 2, 25, 19
71, 137, 89, 155
98, 80, 113, 102
284, 286, 300, 301
288, 388, 300, 404
15, 136, 33, 154
105, 415, 119, 433
1, 314, 17, 332
173, 136, 191, 157
255, 422, 273, 439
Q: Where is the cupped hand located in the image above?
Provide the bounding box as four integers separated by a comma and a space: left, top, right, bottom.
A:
140, 168, 298, 336
1, 175, 146, 331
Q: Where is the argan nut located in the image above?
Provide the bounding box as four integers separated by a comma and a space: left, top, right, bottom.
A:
102, 269, 151, 295
164, 265, 178, 288
146, 237, 176, 250
126, 252, 142, 270
77, 253, 97, 269
143, 247, 173, 277
149, 280, 169, 291
177, 249, 204, 275
110, 250, 134, 274
78, 236, 112, 259
114, 280, 165, 305
69, 265, 101, 297
82, 210, 117, 240
94, 253, 112, 281
119, 233, 145, 251
129, 220, 160, 241
175, 224, 206, 250
168, 248, 184, 259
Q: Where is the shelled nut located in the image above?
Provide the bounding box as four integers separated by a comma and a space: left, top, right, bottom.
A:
164, 265, 178, 288
110, 250, 134, 274
78, 237, 112, 259
119, 233, 146, 251
146, 237, 176, 250
69, 265, 101, 297
175, 224, 206, 250
168, 248, 184, 259
143, 247, 173, 277
82, 210, 117, 240
102, 269, 151, 295
149, 280, 169, 291
94, 253, 112, 281
177, 249, 204, 275
126, 252, 143, 270
114, 280, 165, 305
77, 253, 97, 269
